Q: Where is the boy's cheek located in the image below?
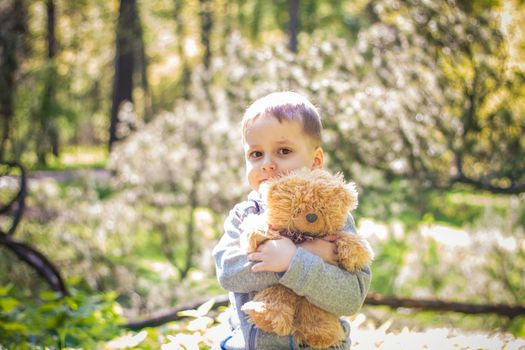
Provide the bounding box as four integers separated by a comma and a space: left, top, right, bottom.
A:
244, 162, 253, 175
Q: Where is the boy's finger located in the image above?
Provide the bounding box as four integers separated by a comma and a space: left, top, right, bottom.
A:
248, 252, 262, 261
323, 234, 340, 242
251, 262, 265, 272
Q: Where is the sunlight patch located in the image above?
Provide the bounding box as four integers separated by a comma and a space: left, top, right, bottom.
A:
420, 224, 471, 247
359, 219, 389, 241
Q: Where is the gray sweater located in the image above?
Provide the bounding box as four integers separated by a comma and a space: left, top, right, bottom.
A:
213, 191, 371, 350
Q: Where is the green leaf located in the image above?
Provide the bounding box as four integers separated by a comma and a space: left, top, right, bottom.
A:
64, 296, 78, 311
0, 297, 20, 312
0, 284, 13, 297
0, 320, 29, 332
39, 291, 61, 301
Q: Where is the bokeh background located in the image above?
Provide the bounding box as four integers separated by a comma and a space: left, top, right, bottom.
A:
1, 0, 524, 348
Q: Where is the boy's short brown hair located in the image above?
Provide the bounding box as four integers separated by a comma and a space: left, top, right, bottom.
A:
241, 91, 322, 146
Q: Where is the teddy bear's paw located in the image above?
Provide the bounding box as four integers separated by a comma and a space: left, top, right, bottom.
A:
242, 302, 273, 332
240, 214, 270, 252
242, 301, 294, 336
294, 323, 345, 349
240, 229, 267, 253
267, 306, 295, 336
294, 299, 346, 349
241, 300, 266, 314
336, 234, 374, 272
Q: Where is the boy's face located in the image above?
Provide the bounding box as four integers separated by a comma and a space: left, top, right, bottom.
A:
243, 115, 324, 192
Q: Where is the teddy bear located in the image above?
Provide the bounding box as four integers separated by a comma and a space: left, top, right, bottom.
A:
240, 168, 374, 349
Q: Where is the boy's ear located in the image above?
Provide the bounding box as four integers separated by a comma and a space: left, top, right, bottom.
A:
311, 147, 324, 169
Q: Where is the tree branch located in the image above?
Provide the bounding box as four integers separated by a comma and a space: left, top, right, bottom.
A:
451, 171, 525, 194
124, 292, 525, 330
125, 294, 229, 330
365, 292, 525, 319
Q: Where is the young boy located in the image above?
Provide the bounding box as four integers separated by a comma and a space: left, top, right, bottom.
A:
213, 91, 371, 350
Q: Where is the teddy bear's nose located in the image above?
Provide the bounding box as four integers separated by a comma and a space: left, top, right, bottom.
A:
306, 213, 318, 223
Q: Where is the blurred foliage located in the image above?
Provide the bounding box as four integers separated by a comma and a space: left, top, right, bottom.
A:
369, 235, 409, 295
3, 163, 524, 317
1, 0, 525, 347
1, 0, 524, 194
0, 282, 125, 348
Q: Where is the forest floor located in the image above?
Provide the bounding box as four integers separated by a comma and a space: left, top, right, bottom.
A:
109, 309, 525, 350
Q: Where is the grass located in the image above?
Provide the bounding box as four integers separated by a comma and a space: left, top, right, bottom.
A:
359, 182, 520, 230
31, 145, 108, 171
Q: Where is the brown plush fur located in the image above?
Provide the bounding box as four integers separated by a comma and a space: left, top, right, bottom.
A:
241, 168, 374, 348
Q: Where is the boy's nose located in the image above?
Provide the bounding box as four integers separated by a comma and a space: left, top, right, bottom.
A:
261, 158, 276, 171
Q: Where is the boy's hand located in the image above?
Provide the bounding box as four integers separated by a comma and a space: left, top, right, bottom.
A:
297, 236, 338, 266
248, 237, 297, 272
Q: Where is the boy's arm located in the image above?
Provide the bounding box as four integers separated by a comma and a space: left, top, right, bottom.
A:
213, 204, 280, 293
279, 213, 371, 317
279, 248, 371, 316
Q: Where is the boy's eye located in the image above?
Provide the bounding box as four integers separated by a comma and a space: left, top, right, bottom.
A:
279, 148, 292, 155
249, 151, 263, 158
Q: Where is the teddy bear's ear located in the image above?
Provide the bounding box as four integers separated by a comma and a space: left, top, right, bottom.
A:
264, 174, 295, 203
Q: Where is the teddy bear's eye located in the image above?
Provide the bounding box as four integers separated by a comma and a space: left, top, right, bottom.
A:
306, 213, 318, 223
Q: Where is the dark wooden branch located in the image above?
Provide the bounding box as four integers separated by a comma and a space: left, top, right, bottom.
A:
125, 295, 229, 330
453, 146, 525, 194
365, 292, 525, 319
124, 292, 525, 330
1, 161, 68, 296
0, 162, 26, 235
0, 238, 69, 296
452, 172, 525, 194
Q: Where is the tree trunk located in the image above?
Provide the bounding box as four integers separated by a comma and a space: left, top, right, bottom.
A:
131, 1, 151, 122
137, 26, 152, 122
45, 0, 57, 83
37, 0, 59, 165
199, 0, 213, 70
250, 0, 263, 41
179, 188, 197, 281
0, 0, 27, 161
219, 0, 231, 55
109, 0, 136, 150
174, 0, 191, 100
47, 0, 59, 158
288, 0, 299, 53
